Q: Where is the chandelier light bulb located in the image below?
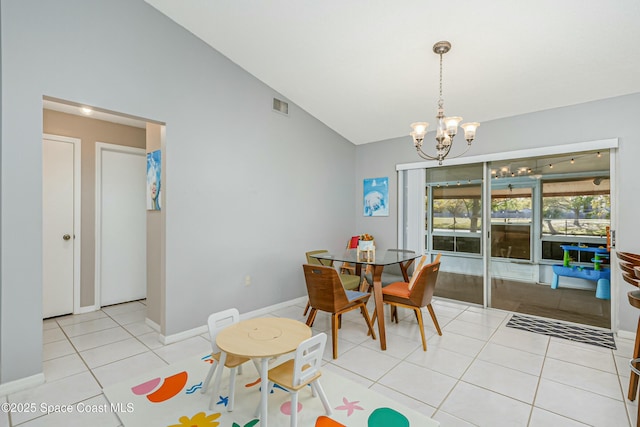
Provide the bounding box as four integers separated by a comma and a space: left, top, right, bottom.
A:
444, 117, 462, 136
461, 122, 480, 143
410, 122, 429, 135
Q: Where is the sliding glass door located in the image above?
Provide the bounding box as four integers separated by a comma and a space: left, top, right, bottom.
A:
415, 148, 612, 328
488, 163, 538, 314
426, 164, 483, 304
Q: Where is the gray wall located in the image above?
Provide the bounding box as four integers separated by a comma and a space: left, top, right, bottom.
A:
0, 1, 3, 380
0, 0, 355, 384
356, 93, 640, 333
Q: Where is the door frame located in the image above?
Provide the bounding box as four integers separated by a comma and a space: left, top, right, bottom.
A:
43, 133, 82, 314
94, 142, 146, 308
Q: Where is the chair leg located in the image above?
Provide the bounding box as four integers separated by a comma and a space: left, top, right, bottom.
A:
629, 316, 640, 401
312, 380, 332, 416
306, 308, 317, 327
331, 314, 339, 359
391, 305, 399, 323
228, 367, 237, 411
368, 306, 377, 336
360, 303, 376, 340
209, 351, 227, 410
201, 359, 218, 393
303, 301, 310, 316
290, 391, 299, 427
427, 303, 442, 336
415, 308, 427, 351
360, 278, 371, 293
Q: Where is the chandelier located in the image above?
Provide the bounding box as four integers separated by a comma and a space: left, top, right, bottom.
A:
410, 41, 479, 165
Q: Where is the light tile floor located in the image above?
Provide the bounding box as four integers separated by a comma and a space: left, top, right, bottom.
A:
1, 298, 636, 426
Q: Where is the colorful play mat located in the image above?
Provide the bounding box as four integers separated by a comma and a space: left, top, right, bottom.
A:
103, 352, 440, 426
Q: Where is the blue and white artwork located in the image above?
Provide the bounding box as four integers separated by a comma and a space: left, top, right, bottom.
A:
147, 150, 161, 211
363, 177, 389, 216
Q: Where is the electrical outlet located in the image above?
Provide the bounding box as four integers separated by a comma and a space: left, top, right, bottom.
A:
244, 275, 251, 286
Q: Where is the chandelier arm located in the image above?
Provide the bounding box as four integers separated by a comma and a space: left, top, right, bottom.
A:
415, 148, 439, 161
440, 142, 473, 161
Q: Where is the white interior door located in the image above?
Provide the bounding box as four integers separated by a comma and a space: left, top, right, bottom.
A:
43, 136, 80, 318
97, 144, 147, 306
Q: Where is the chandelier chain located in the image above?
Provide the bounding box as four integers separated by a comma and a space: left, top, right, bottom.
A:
438, 53, 444, 109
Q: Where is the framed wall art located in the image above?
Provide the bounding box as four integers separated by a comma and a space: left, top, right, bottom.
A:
146, 150, 161, 211
363, 177, 388, 216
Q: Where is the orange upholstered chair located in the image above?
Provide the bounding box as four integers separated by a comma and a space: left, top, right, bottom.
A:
372, 255, 442, 351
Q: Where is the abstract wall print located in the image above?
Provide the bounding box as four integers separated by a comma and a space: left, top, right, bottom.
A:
363, 177, 389, 216
147, 150, 161, 210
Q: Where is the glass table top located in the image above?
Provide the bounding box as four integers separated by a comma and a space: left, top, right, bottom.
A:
310, 248, 419, 266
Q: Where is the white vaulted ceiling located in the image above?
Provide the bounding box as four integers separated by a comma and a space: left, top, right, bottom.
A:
145, 0, 640, 145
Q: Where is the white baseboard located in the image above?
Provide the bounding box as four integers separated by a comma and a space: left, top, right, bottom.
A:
145, 318, 161, 333
240, 296, 308, 320
617, 329, 635, 341
159, 296, 308, 345
76, 305, 98, 314
160, 324, 208, 345
0, 373, 45, 396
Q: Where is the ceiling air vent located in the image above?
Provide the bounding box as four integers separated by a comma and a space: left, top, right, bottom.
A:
272, 98, 289, 116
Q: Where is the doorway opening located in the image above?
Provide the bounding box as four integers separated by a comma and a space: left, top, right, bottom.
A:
42, 97, 163, 319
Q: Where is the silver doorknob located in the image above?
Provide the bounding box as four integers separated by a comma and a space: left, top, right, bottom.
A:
63, 234, 71, 241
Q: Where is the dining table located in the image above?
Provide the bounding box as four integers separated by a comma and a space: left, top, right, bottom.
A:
310, 248, 420, 351
210, 317, 312, 427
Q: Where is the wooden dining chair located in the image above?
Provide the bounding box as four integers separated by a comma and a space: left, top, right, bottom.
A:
618, 251, 640, 265
303, 264, 376, 358
616, 252, 640, 288
261, 333, 332, 427
628, 290, 640, 427
201, 308, 254, 411
303, 250, 361, 316
305, 250, 361, 290
371, 257, 442, 351
622, 270, 640, 287
620, 262, 640, 278
617, 251, 640, 406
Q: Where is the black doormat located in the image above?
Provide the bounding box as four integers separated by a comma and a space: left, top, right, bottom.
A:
506, 314, 616, 350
